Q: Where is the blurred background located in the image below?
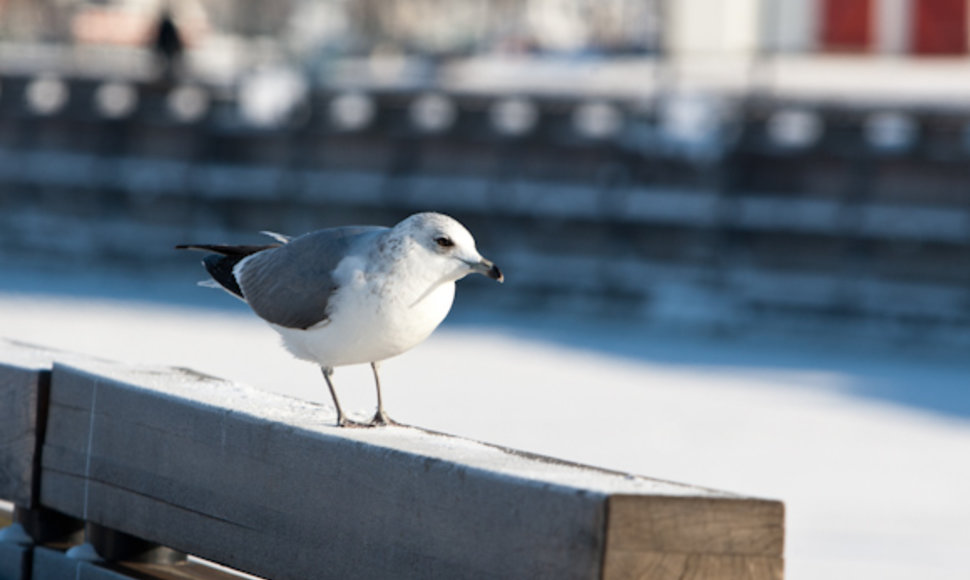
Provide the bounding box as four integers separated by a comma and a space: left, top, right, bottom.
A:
2, 1, 970, 579
4, 0, 970, 336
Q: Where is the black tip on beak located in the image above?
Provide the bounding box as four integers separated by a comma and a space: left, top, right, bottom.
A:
488, 263, 504, 283
472, 258, 504, 283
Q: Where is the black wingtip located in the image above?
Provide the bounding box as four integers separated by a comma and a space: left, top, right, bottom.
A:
202, 254, 246, 298
177, 242, 281, 299
175, 243, 282, 256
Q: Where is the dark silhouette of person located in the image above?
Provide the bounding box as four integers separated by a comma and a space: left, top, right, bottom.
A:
154, 10, 184, 83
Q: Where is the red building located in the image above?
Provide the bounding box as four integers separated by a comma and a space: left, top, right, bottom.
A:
822, 0, 967, 55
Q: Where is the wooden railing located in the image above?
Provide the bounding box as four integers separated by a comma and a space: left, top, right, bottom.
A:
0, 338, 785, 579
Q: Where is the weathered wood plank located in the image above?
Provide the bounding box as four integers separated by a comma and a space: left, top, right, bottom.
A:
36, 359, 784, 580
1, 339, 123, 509
0, 353, 47, 508
602, 511, 784, 579
606, 495, 785, 554
602, 495, 784, 579
602, 552, 784, 580
0, 339, 94, 508
41, 364, 603, 579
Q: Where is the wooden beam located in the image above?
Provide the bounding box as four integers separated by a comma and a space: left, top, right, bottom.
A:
603, 496, 784, 579
35, 358, 783, 579
0, 339, 785, 579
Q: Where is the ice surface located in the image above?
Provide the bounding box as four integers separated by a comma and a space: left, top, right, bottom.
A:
1, 262, 968, 580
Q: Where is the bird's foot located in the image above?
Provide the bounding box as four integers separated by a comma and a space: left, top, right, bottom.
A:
336, 415, 369, 428
368, 410, 400, 427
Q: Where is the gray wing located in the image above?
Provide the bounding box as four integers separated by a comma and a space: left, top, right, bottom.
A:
235, 226, 386, 329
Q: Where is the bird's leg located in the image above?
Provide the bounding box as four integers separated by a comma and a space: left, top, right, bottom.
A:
321, 366, 363, 427
369, 361, 398, 426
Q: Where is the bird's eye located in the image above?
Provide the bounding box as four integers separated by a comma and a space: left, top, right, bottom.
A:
434, 236, 454, 248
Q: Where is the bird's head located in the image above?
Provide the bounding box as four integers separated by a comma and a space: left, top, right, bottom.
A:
396, 212, 503, 284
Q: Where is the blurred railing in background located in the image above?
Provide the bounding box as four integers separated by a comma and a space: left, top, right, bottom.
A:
5, 0, 970, 344
2, 66, 970, 343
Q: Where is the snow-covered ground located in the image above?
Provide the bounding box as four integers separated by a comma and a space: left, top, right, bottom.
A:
1, 261, 968, 580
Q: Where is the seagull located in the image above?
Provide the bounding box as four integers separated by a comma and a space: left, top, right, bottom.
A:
177, 212, 503, 427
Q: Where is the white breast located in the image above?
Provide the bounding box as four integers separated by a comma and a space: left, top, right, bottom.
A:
269, 254, 456, 368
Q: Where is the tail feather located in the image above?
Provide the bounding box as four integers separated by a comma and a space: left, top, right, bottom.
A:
176, 242, 281, 298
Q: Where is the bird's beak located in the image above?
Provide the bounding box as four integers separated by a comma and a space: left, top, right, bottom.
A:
470, 257, 504, 283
